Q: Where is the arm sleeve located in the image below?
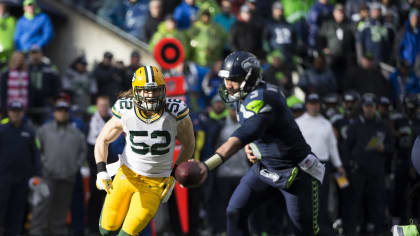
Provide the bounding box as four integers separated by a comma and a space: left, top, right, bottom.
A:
173, 7, 184, 26
166, 98, 190, 123
111, 100, 123, 119
358, 28, 367, 53
307, 9, 319, 46
38, 14, 54, 48
327, 124, 342, 168
13, 20, 22, 51
231, 112, 274, 145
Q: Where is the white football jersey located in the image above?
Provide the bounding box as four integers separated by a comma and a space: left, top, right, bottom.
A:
111, 97, 189, 177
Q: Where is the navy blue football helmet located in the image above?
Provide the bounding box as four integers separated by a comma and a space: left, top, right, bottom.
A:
218, 51, 261, 103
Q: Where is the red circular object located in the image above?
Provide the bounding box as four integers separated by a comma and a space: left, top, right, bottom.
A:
153, 38, 184, 70
165, 47, 176, 60
175, 162, 201, 188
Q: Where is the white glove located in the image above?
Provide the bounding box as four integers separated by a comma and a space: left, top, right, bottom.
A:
96, 171, 113, 194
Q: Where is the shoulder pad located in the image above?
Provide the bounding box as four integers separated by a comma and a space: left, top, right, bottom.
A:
166, 98, 189, 121
112, 98, 134, 119
243, 89, 275, 115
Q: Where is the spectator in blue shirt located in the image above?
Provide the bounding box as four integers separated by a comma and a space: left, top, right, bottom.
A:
389, 60, 420, 105
110, 0, 149, 38
183, 61, 209, 112
307, 0, 333, 47
173, 0, 198, 30
399, 9, 420, 66
14, 0, 53, 52
213, 0, 236, 34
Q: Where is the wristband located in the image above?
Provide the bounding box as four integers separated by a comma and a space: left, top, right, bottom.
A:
204, 153, 224, 171
96, 162, 107, 173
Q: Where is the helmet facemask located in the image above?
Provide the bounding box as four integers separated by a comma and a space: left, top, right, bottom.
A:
218, 52, 261, 103
218, 67, 261, 103
133, 84, 166, 113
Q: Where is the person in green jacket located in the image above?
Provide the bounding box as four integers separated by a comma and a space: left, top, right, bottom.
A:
196, 0, 220, 16
149, 15, 191, 60
281, 0, 315, 23
187, 10, 226, 67
0, 3, 16, 68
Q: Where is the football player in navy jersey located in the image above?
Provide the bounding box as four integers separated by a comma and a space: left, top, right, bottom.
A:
391, 135, 420, 236
194, 51, 335, 236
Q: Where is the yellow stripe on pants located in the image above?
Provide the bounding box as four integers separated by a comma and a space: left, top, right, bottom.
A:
100, 165, 166, 235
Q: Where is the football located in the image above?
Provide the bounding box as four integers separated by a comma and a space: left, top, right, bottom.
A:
175, 161, 202, 188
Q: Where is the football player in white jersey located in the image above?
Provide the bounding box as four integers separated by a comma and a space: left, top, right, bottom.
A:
94, 66, 195, 236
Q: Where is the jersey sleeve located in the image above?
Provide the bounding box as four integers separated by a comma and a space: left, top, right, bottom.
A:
112, 98, 134, 119
241, 88, 278, 121
232, 89, 279, 144
166, 98, 190, 121
111, 100, 123, 119
231, 113, 274, 145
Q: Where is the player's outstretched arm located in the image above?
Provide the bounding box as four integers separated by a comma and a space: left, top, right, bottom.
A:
194, 136, 243, 185
175, 115, 195, 165
94, 116, 123, 164
94, 116, 123, 194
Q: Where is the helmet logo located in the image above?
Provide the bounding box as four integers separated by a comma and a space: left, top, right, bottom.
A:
241, 57, 260, 71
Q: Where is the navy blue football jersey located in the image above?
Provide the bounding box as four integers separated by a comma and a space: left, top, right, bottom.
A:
231, 82, 312, 170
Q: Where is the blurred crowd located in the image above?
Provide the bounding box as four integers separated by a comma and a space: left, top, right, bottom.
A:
2, 0, 420, 235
